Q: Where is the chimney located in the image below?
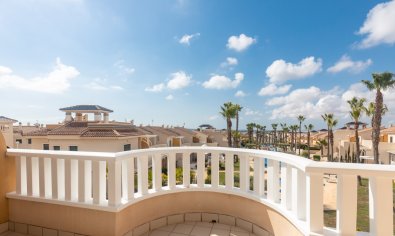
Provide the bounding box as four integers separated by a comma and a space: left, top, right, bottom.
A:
75, 113, 83, 122
19, 122, 22, 131
94, 112, 102, 122
65, 112, 73, 122
130, 120, 134, 126
103, 113, 109, 123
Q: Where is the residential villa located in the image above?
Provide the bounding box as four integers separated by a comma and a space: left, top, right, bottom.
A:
0, 116, 18, 148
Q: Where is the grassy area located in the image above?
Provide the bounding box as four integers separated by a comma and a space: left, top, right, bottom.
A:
324, 178, 395, 234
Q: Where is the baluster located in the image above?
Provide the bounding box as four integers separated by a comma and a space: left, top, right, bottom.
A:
281, 163, 292, 210
183, 152, 190, 187
369, 176, 393, 236
15, 156, 22, 195
51, 158, 58, 199
225, 153, 234, 189
78, 159, 92, 203
253, 156, 264, 197
291, 168, 306, 220
168, 153, 176, 189
138, 155, 148, 195
92, 160, 106, 204
122, 157, 134, 200
306, 172, 323, 233
108, 159, 122, 206
211, 152, 219, 188
38, 157, 51, 198
152, 154, 162, 192
267, 159, 280, 203
336, 174, 357, 235
239, 154, 249, 191
197, 152, 205, 187
65, 159, 78, 201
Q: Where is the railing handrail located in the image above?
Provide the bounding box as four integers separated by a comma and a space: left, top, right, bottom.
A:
8, 147, 395, 175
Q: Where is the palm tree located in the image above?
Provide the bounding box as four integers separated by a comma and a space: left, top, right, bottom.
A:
297, 115, 306, 155
321, 114, 332, 161
246, 123, 254, 144
255, 124, 261, 149
271, 123, 278, 151
289, 125, 298, 152
259, 125, 266, 147
328, 116, 338, 161
304, 124, 314, 158
317, 139, 328, 157
220, 102, 236, 147
233, 104, 243, 148
348, 97, 366, 164
362, 72, 395, 163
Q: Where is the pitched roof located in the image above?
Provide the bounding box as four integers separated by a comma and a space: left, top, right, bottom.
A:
59, 105, 113, 113
0, 116, 18, 123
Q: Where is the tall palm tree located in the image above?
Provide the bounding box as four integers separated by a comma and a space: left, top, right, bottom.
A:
297, 115, 306, 155
271, 123, 278, 151
362, 72, 395, 164
259, 125, 266, 147
233, 104, 243, 148
348, 97, 366, 164
220, 102, 236, 147
365, 102, 388, 130
246, 123, 254, 144
317, 139, 328, 157
328, 116, 338, 161
321, 114, 332, 161
304, 124, 314, 158
255, 124, 261, 149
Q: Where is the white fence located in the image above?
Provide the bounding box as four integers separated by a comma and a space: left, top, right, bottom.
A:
6, 147, 395, 236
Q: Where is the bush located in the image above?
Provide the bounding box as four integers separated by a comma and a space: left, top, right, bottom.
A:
313, 155, 321, 161
301, 151, 309, 158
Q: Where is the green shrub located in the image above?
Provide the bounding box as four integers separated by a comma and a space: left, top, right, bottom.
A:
301, 151, 309, 158
313, 155, 321, 161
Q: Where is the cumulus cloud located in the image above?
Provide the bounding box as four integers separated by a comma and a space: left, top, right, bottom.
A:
357, 0, 395, 48
145, 83, 165, 92
165, 94, 174, 100
227, 34, 256, 52
221, 57, 238, 68
208, 115, 219, 120
0, 58, 79, 94
86, 78, 123, 91
114, 60, 135, 75
258, 83, 292, 96
179, 33, 200, 45
265, 84, 382, 120
202, 73, 244, 89
244, 108, 262, 116
266, 56, 322, 84
235, 90, 246, 97
145, 71, 191, 92
327, 55, 372, 73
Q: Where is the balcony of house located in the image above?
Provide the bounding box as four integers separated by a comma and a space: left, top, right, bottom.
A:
0, 143, 394, 236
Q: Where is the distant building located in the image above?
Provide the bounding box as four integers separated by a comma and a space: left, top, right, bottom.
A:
0, 116, 18, 148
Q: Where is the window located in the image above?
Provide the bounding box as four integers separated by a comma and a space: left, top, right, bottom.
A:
391, 136, 394, 143
53, 146, 60, 151
16, 139, 22, 144
69, 146, 78, 151
28, 139, 32, 144
43, 144, 49, 150
124, 144, 131, 151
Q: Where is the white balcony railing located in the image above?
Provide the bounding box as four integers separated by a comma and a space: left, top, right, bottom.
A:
6, 147, 395, 236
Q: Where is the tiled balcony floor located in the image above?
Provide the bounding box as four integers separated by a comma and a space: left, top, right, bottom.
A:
0, 232, 25, 236
146, 222, 259, 236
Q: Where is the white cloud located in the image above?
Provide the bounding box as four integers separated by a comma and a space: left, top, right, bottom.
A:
0, 66, 12, 75
327, 55, 372, 73
244, 108, 262, 116
114, 60, 135, 75
266, 56, 322, 84
258, 83, 292, 96
235, 90, 246, 97
0, 58, 79, 94
165, 94, 174, 100
179, 33, 200, 45
202, 73, 244, 89
145, 83, 165, 92
221, 57, 238, 68
167, 71, 192, 90
227, 34, 256, 52
357, 0, 395, 48
86, 78, 124, 91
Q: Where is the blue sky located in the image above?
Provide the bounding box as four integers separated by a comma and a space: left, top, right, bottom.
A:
1, 0, 395, 130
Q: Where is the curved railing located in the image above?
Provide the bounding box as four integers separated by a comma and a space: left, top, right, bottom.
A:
6, 147, 395, 236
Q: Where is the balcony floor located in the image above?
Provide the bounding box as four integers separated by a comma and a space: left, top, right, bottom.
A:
147, 222, 259, 236
0, 232, 25, 236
